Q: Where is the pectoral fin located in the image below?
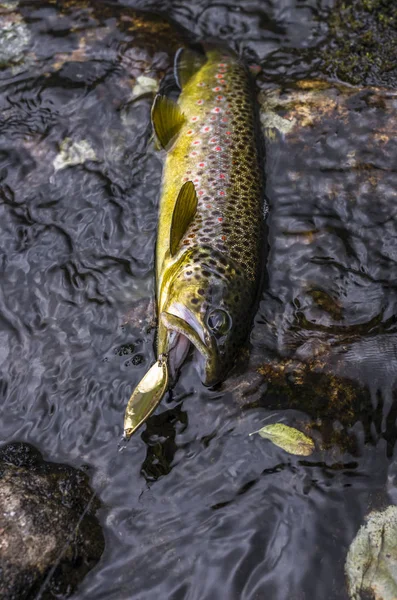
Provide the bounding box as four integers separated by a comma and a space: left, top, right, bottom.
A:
174, 47, 206, 89
170, 181, 198, 256
151, 94, 185, 150
124, 359, 169, 440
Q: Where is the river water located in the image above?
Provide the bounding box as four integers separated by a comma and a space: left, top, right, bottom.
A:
1, 1, 397, 598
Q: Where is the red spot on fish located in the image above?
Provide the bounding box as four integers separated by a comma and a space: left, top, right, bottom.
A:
213, 86, 221, 92
219, 191, 225, 196
222, 235, 226, 241
226, 131, 231, 135
191, 116, 199, 121
219, 173, 226, 179
198, 162, 205, 167
198, 190, 204, 196
221, 117, 228, 122
202, 126, 211, 132
183, 177, 189, 182
210, 115, 217, 121
187, 129, 194, 135
191, 151, 198, 156
206, 204, 212, 209
216, 74, 223, 79
197, 99, 204, 105
219, 63, 227, 67
215, 146, 222, 151
193, 140, 201, 145
218, 217, 223, 222
213, 107, 221, 113
209, 137, 217, 143
220, 80, 226, 84
216, 95, 224, 101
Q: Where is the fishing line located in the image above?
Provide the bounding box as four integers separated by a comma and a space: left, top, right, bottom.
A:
34, 486, 99, 600
34, 441, 129, 600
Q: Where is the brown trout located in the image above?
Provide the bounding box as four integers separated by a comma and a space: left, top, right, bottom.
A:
124, 46, 266, 439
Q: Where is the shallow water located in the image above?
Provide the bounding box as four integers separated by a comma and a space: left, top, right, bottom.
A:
1, 1, 397, 599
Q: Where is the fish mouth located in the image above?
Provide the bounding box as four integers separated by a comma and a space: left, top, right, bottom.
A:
161, 304, 218, 385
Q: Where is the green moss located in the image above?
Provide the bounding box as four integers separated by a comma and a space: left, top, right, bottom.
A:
322, 0, 397, 87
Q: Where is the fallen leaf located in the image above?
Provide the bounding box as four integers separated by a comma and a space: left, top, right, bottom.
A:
250, 423, 314, 456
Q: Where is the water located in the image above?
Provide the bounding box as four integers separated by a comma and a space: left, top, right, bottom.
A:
0, 1, 396, 598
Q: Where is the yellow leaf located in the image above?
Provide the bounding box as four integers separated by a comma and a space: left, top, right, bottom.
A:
250, 423, 314, 456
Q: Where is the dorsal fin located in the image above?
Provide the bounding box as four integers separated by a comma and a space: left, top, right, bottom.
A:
174, 48, 206, 90
151, 95, 185, 150
170, 181, 198, 256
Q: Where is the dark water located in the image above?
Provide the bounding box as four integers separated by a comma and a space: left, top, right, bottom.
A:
1, 1, 397, 598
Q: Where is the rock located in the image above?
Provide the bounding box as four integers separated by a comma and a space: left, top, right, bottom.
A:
0, 3, 30, 69
131, 74, 159, 99
42, 2, 189, 80
346, 505, 397, 600
322, 0, 397, 88
53, 138, 98, 171
252, 80, 397, 421
0, 442, 104, 599
122, 296, 156, 332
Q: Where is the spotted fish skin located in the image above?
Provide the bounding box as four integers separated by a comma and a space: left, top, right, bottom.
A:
156, 47, 266, 385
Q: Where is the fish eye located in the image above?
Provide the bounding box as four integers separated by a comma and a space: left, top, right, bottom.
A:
207, 309, 231, 336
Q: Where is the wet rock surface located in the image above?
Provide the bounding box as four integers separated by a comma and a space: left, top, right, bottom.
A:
346, 505, 397, 600
252, 80, 397, 412
322, 0, 397, 88
0, 443, 104, 599
0, 3, 30, 69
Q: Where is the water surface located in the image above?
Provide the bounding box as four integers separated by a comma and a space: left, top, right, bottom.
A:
0, 1, 396, 599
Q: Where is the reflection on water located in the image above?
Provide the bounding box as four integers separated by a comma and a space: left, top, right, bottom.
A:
0, 1, 396, 598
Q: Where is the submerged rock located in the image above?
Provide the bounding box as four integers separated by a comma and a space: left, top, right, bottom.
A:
323, 0, 397, 88
346, 505, 397, 600
0, 3, 30, 68
53, 138, 98, 171
0, 442, 104, 599
251, 80, 397, 420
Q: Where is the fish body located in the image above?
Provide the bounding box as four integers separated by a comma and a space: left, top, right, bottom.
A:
124, 47, 266, 438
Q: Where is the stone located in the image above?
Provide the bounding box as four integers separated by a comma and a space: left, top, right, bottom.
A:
0, 442, 104, 599
346, 505, 397, 600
